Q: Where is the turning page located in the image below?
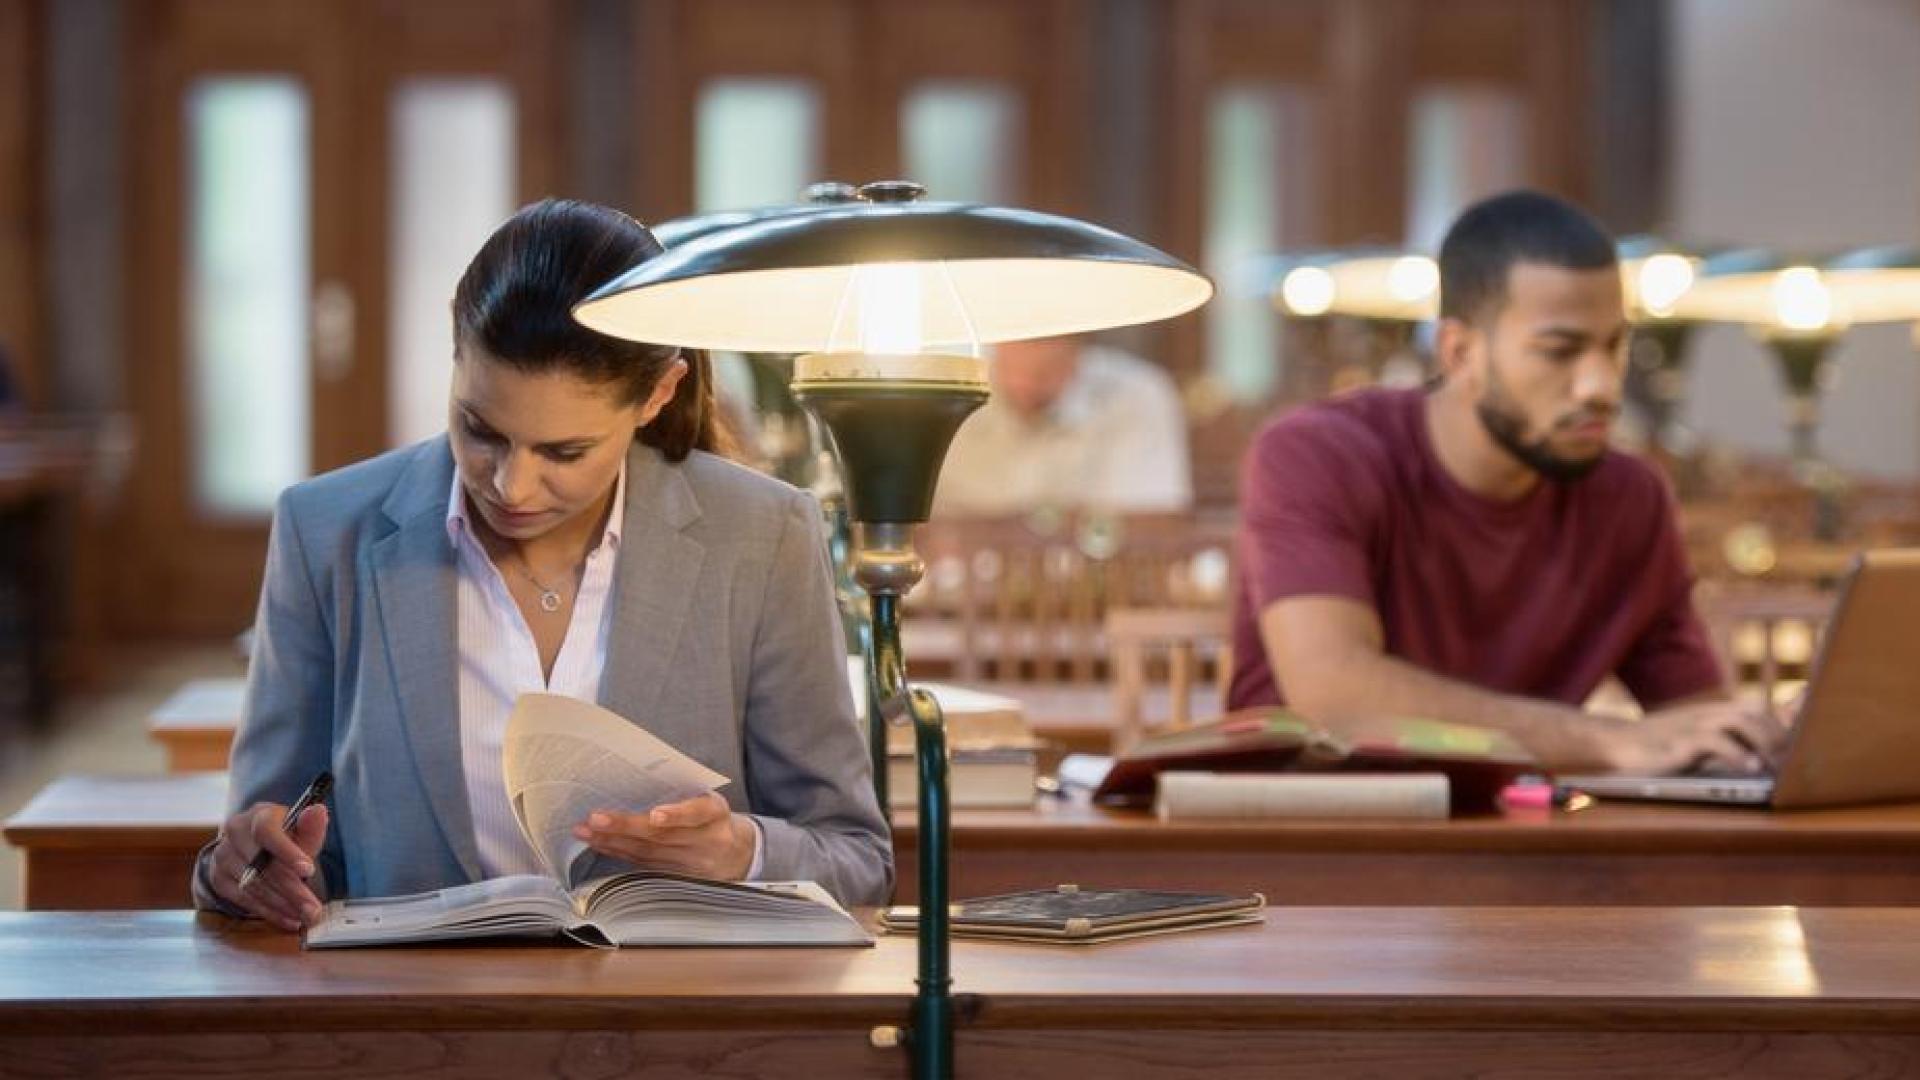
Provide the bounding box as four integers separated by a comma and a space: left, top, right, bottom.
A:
504, 693, 730, 888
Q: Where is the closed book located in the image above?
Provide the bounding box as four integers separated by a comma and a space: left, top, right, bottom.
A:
889, 746, 1036, 809
1154, 771, 1451, 821
882, 884, 1265, 944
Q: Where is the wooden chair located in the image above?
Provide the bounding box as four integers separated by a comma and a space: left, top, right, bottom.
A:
1105, 606, 1232, 753
1693, 582, 1837, 708
908, 510, 1236, 685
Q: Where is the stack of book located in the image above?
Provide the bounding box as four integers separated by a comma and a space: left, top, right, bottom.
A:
850, 665, 1040, 809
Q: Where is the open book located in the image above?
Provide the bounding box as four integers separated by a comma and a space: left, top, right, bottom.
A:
305, 694, 870, 948
1092, 709, 1536, 814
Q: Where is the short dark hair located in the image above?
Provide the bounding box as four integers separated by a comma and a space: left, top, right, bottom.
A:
452, 198, 733, 462
1438, 190, 1617, 324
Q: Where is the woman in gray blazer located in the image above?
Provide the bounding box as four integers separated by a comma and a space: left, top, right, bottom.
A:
193, 200, 892, 930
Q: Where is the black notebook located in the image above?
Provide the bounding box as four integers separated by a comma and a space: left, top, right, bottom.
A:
881, 885, 1266, 944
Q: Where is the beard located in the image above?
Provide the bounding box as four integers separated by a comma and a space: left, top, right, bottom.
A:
1475, 378, 1609, 484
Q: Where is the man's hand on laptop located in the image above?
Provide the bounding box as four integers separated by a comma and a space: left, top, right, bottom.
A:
1595, 700, 1790, 776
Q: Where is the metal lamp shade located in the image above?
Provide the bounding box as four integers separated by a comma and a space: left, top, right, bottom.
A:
1674, 246, 1920, 329
1272, 248, 1440, 322
574, 201, 1213, 352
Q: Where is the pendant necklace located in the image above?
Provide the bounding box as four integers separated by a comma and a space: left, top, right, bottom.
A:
516, 561, 565, 613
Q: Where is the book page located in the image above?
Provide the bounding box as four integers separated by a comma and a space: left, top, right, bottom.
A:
504, 693, 730, 889
573, 873, 871, 946
305, 874, 575, 948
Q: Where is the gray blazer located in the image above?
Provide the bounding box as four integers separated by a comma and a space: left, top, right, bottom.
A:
193, 437, 892, 909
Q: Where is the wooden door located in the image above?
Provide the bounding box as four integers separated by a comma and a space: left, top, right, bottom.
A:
121, 0, 559, 636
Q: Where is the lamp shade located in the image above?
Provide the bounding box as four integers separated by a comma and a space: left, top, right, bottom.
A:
575, 199, 1214, 353
1273, 248, 1439, 321
1672, 246, 1920, 331
1617, 235, 1704, 321
650, 182, 858, 250
1825, 245, 1920, 324
1274, 239, 1707, 325
652, 206, 823, 251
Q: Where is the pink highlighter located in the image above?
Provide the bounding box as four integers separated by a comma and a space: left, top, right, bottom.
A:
1499, 782, 1592, 812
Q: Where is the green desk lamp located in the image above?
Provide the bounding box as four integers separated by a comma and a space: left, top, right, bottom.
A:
1675, 245, 1920, 537
575, 180, 1212, 1080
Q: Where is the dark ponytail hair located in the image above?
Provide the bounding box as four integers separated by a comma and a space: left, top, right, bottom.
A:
451, 198, 734, 462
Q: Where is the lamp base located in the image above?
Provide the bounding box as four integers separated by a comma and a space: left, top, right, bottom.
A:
791, 352, 989, 525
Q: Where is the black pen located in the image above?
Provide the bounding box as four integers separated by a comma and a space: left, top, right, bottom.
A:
238, 771, 332, 891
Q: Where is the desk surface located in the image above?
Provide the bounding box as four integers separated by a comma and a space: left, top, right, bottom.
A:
138, 676, 1161, 752
11, 909, 1919, 1078
18, 771, 1920, 854
145, 677, 247, 731
902, 793, 1920, 854
4, 906, 1918, 1029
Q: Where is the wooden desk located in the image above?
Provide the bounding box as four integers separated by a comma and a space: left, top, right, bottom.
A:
145, 677, 247, 772
11, 772, 1920, 910
893, 797, 1920, 905
2, 773, 224, 909
2, 908, 1918, 1078
138, 677, 1202, 772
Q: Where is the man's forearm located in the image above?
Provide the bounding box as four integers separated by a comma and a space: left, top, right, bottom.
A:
1291, 646, 1615, 770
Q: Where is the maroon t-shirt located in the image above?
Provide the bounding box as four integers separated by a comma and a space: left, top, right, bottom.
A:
1227, 386, 1723, 712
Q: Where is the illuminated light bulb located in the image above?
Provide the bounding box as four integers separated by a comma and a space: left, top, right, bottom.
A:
849, 262, 924, 353
1387, 256, 1439, 304
1280, 266, 1335, 316
1636, 253, 1695, 318
1772, 266, 1833, 332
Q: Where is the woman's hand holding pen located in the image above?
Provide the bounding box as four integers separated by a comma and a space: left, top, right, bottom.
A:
574, 792, 755, 881
208, 802, 331, 932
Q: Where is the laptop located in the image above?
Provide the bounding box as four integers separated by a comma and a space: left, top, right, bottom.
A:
1560, 549, 1920, 810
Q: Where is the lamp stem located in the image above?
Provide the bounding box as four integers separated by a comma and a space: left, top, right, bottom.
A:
869, 591, 953, 1080
1766, 335, 1847, 543
823, 495, 890, 818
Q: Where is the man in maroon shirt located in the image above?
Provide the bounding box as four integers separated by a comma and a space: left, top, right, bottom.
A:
1229, 191, 1786, 774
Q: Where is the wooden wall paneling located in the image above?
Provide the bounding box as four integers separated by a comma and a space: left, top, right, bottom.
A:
1161, 0, 1210, 383
1406, 0, 1532, 82
631, 0, 866, 223
632, 0, 691, 222
1034, 0, 1093, 215
1404, 0, 1595, 206
1327, 0, 1413, 245
344, 0, 563, 473
1524, 0, 1596, 204
120, 0, 358, 635
868, 0, 1092, 213
1165, 0, 1337, 385
0, 0, 45, 406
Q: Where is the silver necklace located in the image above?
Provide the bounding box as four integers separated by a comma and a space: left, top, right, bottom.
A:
515, 561, 566, 613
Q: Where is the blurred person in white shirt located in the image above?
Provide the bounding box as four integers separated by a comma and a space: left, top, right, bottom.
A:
935, 335, 1192, 517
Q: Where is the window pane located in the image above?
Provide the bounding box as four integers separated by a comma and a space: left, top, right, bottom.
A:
902, 81, 1023, 204
696, 78, 821, 212
1205, 83, 1320, 403
389, 79, 517, 448
185, 77, 310, 516
1406, 87, 1529, 252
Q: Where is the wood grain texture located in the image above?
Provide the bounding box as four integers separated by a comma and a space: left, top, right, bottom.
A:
11, 777, 1920, 909
4, 909, 1920, 1079
7, 1029, 1917, 1080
